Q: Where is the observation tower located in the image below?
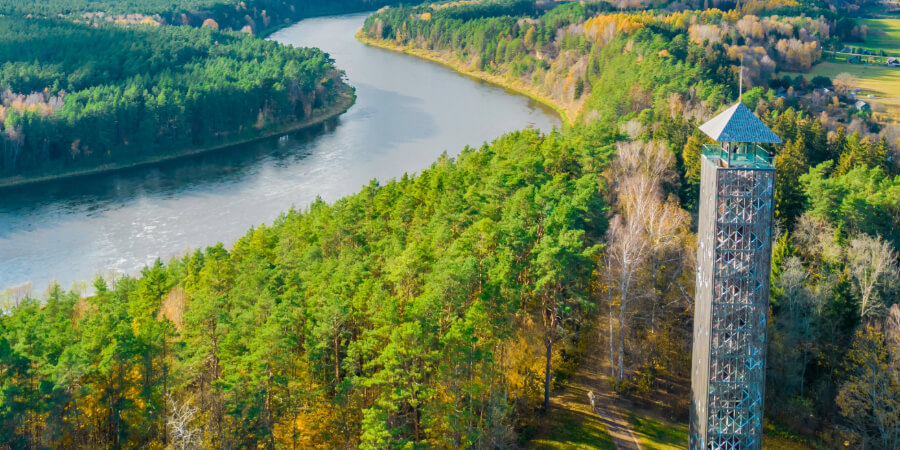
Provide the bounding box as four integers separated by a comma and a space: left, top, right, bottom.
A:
690, 101, 781, 449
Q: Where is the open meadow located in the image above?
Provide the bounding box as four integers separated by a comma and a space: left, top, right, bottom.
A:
783, 61, 900, 118
856, 18, 900, 54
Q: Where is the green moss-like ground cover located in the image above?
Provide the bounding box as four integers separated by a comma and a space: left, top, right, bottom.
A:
528, 409, 617, 450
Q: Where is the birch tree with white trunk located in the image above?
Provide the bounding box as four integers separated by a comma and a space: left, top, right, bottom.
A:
603, 140, 689, 389
847, 234, 898, 321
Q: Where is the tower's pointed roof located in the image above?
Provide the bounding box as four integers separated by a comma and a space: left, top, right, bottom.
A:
699, 102, 782, 144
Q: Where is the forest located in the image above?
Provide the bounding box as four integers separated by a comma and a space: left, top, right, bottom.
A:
0, 17, 349, 183
359, 2, 900, 446
0, 0, 224, 15
0, 126, 616, 448
2, 0, 900, 448
0, 0, 423, 35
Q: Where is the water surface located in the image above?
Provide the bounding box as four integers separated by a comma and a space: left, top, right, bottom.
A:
0, 13, 560, 293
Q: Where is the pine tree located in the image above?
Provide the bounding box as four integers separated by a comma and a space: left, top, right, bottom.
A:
775, 136, 809, 229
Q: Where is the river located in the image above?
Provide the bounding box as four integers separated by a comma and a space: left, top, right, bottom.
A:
0, 13, 560, 294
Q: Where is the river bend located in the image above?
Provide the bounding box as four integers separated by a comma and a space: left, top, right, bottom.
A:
0, 13, 560, 293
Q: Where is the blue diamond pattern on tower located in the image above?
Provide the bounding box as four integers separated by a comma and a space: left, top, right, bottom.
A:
699, 103, 783, 144
690, 102, 779, 450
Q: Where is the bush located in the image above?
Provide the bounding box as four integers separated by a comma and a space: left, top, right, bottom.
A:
810, 75, 833, 89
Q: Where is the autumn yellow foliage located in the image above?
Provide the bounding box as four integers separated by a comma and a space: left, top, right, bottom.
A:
201, 18, 219, 30
583, 13, 648, 45
660, 8, 739, 30
430, 0, 481, 11
741, 0, 801, 15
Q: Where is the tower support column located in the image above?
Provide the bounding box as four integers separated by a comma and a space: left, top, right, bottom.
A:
691, 101, 781, 450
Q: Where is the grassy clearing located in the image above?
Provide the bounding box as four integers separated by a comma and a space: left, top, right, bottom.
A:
627, 410, 689, 450
856, 18, 900, 54
793, 62, 900, 99
763, 434, 818, 449
527, 408, 617, 450
782, 61, 900, 116
763, 420, 827, 449
625, 410, 823, 450
858, 1, 900, 16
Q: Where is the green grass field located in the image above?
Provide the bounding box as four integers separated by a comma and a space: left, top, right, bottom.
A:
625, 412, 820, 450
763, 420, 826, 449
627, 411, 689, 450
856, 18, 900, 54
764, 435, 819, 449
782, 61, 900, 114
531, 406, 822, 449
528, 408, 617, 450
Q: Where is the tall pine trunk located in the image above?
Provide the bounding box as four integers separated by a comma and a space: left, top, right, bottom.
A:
543, 337, 553, 412
616, 275, 630, 390
618, 298, 626, 386
609, 307, 615, 381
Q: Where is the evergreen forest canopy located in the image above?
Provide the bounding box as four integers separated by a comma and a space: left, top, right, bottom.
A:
0, 0, 400, 15
360, 2, 900, 446
2, 0, 900, 448
0, 0, 224, 15
0, 0, 422, 34
0, 16, 348, 182
0, 127, 614, 448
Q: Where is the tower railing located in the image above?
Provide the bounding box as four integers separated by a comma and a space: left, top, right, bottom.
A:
702, 144, 774, 169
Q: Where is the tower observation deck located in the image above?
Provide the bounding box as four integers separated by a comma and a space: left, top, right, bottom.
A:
690, 102, 781, 450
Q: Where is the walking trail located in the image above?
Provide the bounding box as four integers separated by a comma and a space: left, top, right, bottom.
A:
549, 346, 643, 450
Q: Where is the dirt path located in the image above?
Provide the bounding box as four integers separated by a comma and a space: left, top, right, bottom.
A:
548, 345, 643, 450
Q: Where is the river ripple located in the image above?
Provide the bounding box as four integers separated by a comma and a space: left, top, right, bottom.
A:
0, 12, 560, 293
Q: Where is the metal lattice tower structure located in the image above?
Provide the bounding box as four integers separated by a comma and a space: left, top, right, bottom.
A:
690, 102, 781, 450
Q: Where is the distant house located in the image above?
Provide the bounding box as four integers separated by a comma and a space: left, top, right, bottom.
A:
855, 100, 870, 111
888, 57, 899, 67
814, 88, 836, 102
848, 55, 861, 64
840, 47, 852, 53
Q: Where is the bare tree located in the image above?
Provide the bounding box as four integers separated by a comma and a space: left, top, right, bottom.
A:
834, 72, 858, 95
604, 168, 688, 388
167, 395, 202, 450
793, 213, 843, 266
619, 120, 646, 140
608, 141, 677, 188
886, 304, 900, 377
771, 257, 820, 396
605, 211, 650, 388
1, 281, 32, 311
836, 327, 900, 449
847, 234, 898, 321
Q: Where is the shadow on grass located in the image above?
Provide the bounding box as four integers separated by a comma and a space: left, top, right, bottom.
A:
627, 410, 689, 450
625, 410, 822, 450
528, 408, 617, 450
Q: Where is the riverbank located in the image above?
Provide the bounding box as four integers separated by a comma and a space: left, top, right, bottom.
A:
0, 90, 355, 191
1, 13, 561, 293
357, 34, 575, 125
